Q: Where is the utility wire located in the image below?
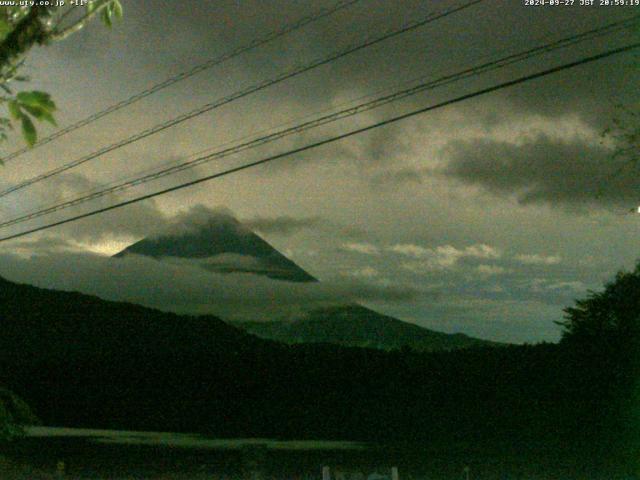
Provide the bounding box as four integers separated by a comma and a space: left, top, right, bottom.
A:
0, 0, 485, 199
0, 0, 362, 164
1, 15, 636, 230
0, 41, 637, 243
75, 13, 637, 201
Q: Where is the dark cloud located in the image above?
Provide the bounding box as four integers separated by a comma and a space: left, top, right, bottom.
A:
3, 173, 170, 243
151, 205, 241, 238
439, 134, 640, 208
63, 203, 168, 243
236, 209, 369, 240
0, 236, 77, 255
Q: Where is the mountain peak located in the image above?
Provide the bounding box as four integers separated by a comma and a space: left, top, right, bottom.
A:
114, 207, 316, 283
153, 206, 248, 238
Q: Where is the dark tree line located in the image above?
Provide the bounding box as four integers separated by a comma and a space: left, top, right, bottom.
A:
0, 262, 638, 474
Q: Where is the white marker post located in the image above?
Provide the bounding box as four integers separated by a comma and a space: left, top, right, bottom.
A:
323, 466, 331, 480
56, 460, 65, 478
391, 466, 399, 480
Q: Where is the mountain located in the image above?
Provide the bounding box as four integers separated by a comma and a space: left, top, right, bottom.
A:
114, 211, 316, 282
114, 211, 497, 352
234, 305, 499, 351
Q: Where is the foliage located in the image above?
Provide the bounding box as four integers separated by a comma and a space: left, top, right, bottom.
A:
0, 268, 637, 474
0, 387, 39, 442
603, 103, 640, 164
558, 262, 640, 470
0, 1, 122, 154
599, 103, 640, 199
558, 261, 640, 350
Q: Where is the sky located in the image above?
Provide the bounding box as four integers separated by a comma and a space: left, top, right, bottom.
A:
0, 0, 638, 343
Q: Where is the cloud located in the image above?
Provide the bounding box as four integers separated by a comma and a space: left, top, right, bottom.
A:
345, 266, 380, 278
143, 206, 356, 242
346, 122, 414, 166
0, 251, 422, 322
439, 134, 640, 208
476, 265, 507, 276
544, 280, 586, 292
196, 253, 265, 271
151, 205, 242, 238
244, 215, 322, 236
390, 243, 501, 270
341, 242, 380, 255
0, 236, 78, 256
370, 167, 427, 186
515, 253, 562, 265
5, 173, 169, 244
388, 244, 432, 258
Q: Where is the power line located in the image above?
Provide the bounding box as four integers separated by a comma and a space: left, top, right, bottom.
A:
2, 15, 636, 230
0, 0, 363, 164
0, 41, 636, 243
80, 13, 638, 200
0, 0, 485, 199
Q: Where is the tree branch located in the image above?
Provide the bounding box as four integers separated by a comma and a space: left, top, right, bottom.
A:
50, 0, 111, 41
0, 6, 54, 73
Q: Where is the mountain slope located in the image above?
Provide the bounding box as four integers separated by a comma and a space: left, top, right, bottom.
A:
114, 210, 497, 352
0, 275, 257, 359
235, 305, 499, 351
114, 211, 316, 282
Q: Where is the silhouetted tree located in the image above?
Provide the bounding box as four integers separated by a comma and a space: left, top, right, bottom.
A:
0, 387, 38, 442
0, 1, 123, 151
558, 262, 640, 471
558, 261, 640, 351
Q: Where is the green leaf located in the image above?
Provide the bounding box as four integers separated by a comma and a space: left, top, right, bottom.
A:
21, 104, 57, 126
16, 91, 55, 111
42, 111, 57, 126
101, 6, 112, 27
0, 18, 11, 43
111, 0, 123, 19
21, 114, 36, 146
7, 100, 21, 120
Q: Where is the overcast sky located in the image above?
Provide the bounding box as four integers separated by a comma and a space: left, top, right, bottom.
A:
0, 0, 638, 343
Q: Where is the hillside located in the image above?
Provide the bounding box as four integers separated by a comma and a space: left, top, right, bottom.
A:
114, 210, 495, 352
0, 275, 258, 362
236, 305, 499, 351
0, 272, 629, 470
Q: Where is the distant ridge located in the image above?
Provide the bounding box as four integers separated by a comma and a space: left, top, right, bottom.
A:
234, 305, 500, 352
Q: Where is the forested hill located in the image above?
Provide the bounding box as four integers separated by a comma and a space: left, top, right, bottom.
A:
235, 305, 500, 351
0, 275, 258, 359
0, 274, 635, 471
